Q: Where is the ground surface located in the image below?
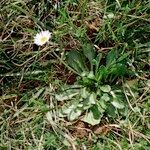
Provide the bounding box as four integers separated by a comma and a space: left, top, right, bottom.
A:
0, 0, 150, 150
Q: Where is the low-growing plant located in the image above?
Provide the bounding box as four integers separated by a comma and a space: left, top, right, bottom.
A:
54, 44, 131, 125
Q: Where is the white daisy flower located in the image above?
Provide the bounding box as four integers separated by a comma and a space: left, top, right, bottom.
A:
34, 30, 52, 46
103, 13, 114, 19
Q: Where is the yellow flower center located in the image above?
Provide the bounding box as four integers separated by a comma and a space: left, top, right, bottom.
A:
40, 36, 47, 43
